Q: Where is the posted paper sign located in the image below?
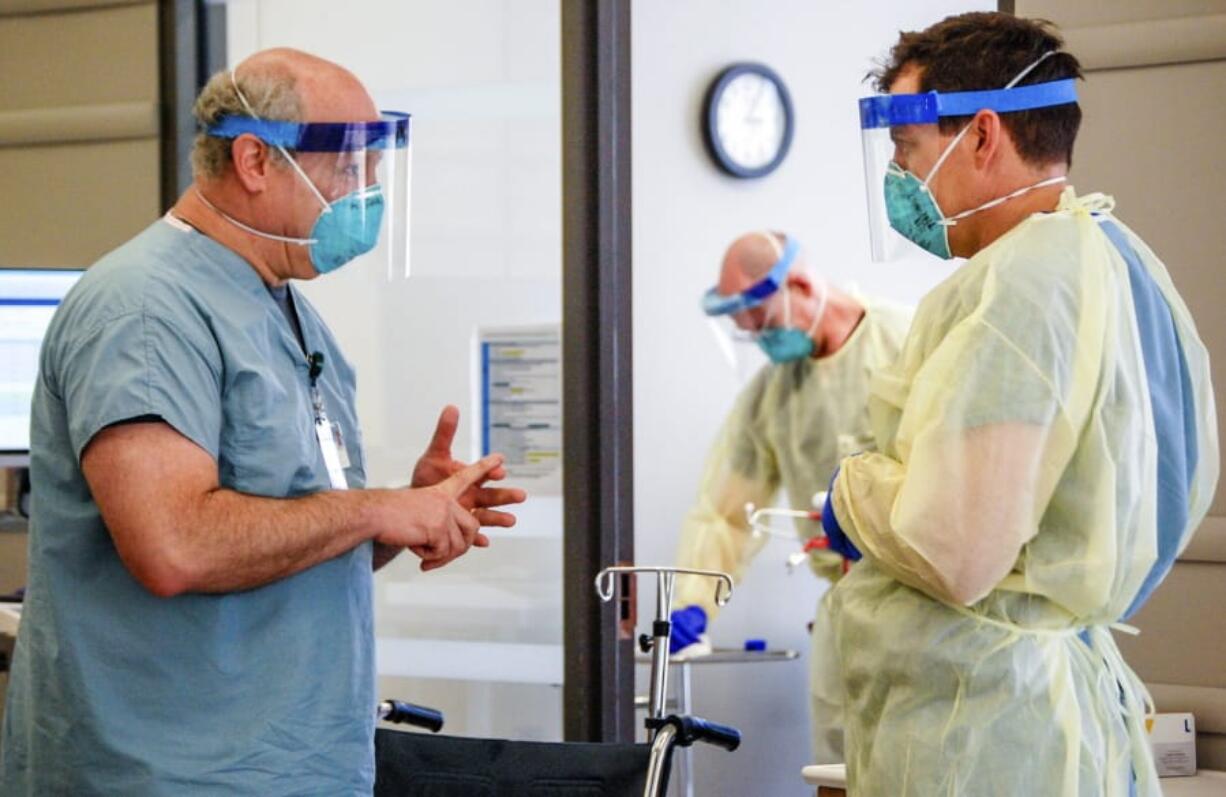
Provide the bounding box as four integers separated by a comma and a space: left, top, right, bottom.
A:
475, 325, 562, 493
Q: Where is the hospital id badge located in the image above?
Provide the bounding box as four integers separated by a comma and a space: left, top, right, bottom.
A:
315, 417, 349, 490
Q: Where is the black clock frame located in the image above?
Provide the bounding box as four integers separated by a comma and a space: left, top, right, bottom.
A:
702, 62, 795, 179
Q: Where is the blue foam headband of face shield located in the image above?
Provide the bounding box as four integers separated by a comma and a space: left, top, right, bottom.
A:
206, 112, 411, 151
701, 236, 799, 317
858, 78, 1078, 129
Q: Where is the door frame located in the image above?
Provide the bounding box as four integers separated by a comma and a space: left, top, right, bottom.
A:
561, 0, 637, 743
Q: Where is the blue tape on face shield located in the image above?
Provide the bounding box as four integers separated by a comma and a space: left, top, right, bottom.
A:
701, 237, 799, 317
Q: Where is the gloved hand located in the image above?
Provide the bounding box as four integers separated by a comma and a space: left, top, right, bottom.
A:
669, 605, 708, 654
822, 470, 862, 561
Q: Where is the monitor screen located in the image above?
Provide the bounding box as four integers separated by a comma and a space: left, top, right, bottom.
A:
0, 269, 85, 454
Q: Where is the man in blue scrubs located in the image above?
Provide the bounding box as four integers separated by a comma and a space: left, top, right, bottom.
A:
0, 48, 524, 794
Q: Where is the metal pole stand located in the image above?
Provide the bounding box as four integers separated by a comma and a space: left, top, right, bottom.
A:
594, 566, 732, 734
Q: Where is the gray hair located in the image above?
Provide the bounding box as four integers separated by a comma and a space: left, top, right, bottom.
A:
190, 68, 304, 181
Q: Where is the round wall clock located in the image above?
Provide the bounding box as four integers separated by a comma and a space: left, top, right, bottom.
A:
703, 62, 794, 179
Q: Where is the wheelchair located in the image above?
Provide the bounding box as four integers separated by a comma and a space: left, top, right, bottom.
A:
374, 567, 741, 797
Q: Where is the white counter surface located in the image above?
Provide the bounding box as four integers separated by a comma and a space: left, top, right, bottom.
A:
801, 765, 1226, 794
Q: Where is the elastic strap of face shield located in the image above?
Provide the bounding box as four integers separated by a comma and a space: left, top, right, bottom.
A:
757, 231, 788, 324
758, 229, 784, 260
227, 71, 332, 213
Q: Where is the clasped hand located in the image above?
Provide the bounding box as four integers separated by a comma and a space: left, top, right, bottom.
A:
376, 405, 527, 571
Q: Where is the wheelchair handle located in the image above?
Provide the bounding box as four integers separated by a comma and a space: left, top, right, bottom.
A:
645, 714, 741, 752
377, 700, 445, 733
682, 716, 741, 751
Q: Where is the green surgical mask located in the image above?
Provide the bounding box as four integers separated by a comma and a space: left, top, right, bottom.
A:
884, 128, 1067, 260
755, 281, 828, 364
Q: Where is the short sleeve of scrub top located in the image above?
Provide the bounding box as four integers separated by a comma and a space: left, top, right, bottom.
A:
57, 310, 223, 462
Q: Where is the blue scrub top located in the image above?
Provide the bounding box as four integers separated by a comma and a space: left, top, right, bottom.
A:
0, 218, 375, 795
1099, 221, 1199, 620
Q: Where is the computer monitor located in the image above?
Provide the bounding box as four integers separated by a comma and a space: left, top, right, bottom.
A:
0, 269, 85, 468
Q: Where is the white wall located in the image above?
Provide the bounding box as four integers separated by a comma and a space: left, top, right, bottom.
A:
226, 0, 566, 740
631, 2, 990, 794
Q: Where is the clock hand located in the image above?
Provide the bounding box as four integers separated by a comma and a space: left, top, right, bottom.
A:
745, 79, 767, 123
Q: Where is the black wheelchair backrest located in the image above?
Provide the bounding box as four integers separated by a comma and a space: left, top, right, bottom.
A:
375, 728, 658, 797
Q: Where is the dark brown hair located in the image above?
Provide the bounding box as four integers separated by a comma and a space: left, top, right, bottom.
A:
872, 12, 1083, 167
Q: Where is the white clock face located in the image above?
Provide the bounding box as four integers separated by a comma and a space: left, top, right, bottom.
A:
715, 71, 789, 171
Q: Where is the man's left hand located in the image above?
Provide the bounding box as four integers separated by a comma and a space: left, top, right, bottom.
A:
413, 405, 523, 517
401, 405, 526, 566
413, 405, 484, 487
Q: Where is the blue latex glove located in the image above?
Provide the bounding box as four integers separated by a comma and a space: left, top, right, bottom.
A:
669, 606, 707, 654
822, 470, 862, 561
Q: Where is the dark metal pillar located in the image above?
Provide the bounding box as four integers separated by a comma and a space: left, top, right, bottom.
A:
561, 0, 636, 744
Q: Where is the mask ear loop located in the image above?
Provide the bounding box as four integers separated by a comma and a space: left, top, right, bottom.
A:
806, 278, 829, 337
195, 188, 318, 245
758, 273, 792, 333
229, 70, 332, 214
776, 237, 827, 338
942, 174, 1067, 225
921, 123, 972, 192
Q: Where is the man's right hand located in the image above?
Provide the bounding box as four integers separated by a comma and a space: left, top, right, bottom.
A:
374, 454, 523, 572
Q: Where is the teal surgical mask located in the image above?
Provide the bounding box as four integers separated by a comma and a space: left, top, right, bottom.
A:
277, 145, 386, 274
757, 327, 815, 363
883, 134, 1067, 260
884, 162, 955, 259
306, 184, 384, 274
195, 177, 384, 275
755, 280, 827, 364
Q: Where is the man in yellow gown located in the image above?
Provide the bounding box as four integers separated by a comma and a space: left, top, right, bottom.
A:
815, 13, 1218, 795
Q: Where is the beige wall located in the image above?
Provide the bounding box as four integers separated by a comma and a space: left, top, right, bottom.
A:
0, 1, 160, 268
1022, 0, 1226, 28
1019, 0, 1226, 772
0, 0, 161, 728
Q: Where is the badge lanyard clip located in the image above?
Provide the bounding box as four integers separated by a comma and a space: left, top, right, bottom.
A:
308, 351, 349, 490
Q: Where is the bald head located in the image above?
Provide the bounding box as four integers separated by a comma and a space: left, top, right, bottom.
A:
236, 48, 378, 123
716, 231, 792, 298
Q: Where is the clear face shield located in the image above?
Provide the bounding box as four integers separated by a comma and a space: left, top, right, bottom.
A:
205, 78, 413, 279
858, 69, 1079, 262
701, 235, 826, 373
